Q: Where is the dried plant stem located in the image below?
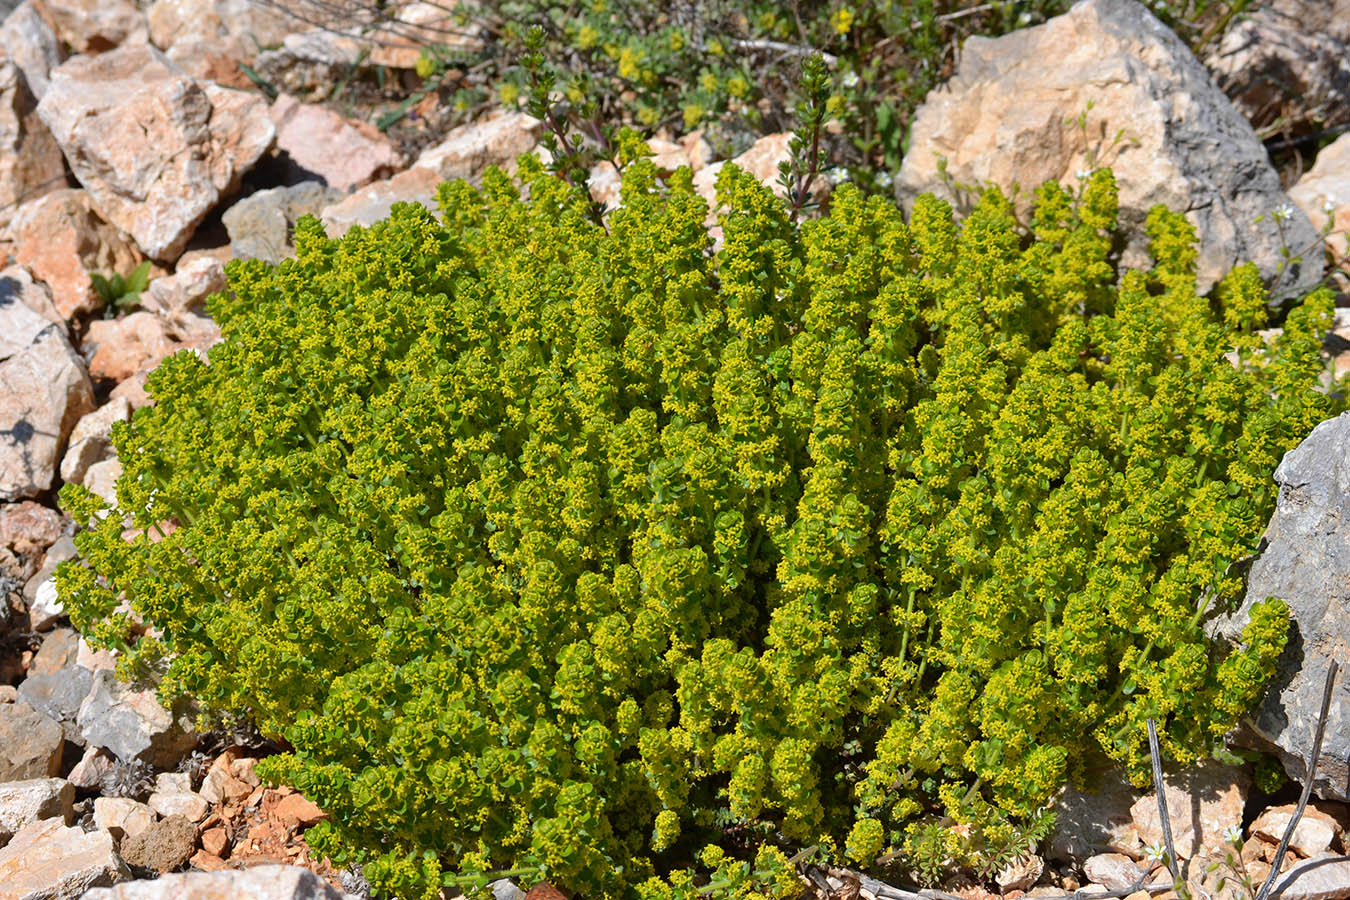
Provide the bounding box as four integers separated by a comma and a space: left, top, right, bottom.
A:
1147, 718, 1181, 885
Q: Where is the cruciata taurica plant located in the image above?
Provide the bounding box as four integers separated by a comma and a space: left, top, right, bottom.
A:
57, 134, 1339, 898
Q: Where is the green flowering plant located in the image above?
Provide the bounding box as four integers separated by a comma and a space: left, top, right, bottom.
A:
58, 138, 1338, 898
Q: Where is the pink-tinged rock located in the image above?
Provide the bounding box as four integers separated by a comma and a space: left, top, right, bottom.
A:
320, 166, 441, 238
147, 0, 299, 84
0, 777, 73, 843
84, 312, 181, 384
1252, 803, 1344, 859
367, 1, 482, 68
35, 0, 143, 54
0, 499, 63, 563
997, 852, 1045, 892
271, 93, 402, 191
8, 188, 143, 320
274, 792, 325, 828
1268, 853, 1350, 900
1084, 853, 1147, 891
0, 2, 66, 101
0, 59, 66, 231
414, 110, 541, 180
147, 790, 209, 823
37, 44, 275, 261
68, 745, 117, 790
0, 818, 130, 898
0, 280, 94, 500
0, 265, 65, 329
142, 254, 224, 320
92, 796, 155, 842
1290, 134, 1350, 267
75, 637, 118, 672
59, 395, 131, 485
1131, 760, 1249, 859
81, 865, 347, 900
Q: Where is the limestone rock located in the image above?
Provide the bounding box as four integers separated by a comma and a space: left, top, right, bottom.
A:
320, 166, 441, 239
252, 28, 363, 101
0, 2, 65, 101
92, 796, 155, 842
997, 852, 1045, 892
0, 282, 94, 499
26, 573, 63, 629
0, 498, 63, 573
1289, 134, 1350, 271
223, 181, 343, 263
0, 777, 72, 844
0, 265, 63, 330
118, 814, 196, 872
59, 396, 131, 485
0, 58, 65, 232
0, 701, 62, 782
1251, 803, 1343, 858
0, 817, 130, 898
1210, 411, 1350, 800
67, 746, 116, 790
147, 789, 208, 822
366, 1, 482, 69
16, 664, 93, 742
36, 0, 143, 54
7, 188, 142, 320
37, 44, 274, 261
81, 864, 347, 899
270, 93, 401, 191
84, 312, 182, 384
77, 668, 198, 768
1084, 853, 1147, 891
27, 627, 78, 675
1203, 0, 1350, 136
1130, 760, 1249, 859
895, 0, 1320, 299
1266, 853, 1350, 900
146, 0, 298, 85
413, 111, 542, 181
142, 254, 224, 320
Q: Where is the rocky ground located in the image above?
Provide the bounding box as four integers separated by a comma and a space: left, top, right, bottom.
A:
0, 0, 1348, 899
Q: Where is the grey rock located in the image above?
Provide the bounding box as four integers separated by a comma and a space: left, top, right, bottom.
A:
0, 777, 72, 844
117, 814, 196, 873
0, 701, 63, 781
895, 0, 1321, 300
1048, 767, 1143, 863
17, 666, 93, 744
27, 627, 79, 675
91, 796, 154, 842
490, 880, 526, 900
1084, 853, 1147, 892
76, 669, 198, 768
81, 864, 348, 899
0, 817, 129, 898
1211, 411, 1350, 800
58, 397, 130, 486
1266, 853, 1350, 900
222, 181, 344, 264
0, 57, 66, 233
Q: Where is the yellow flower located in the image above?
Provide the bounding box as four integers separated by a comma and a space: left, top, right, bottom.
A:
668, 28, 685, 52
577, 24, 598, 50
683, 104, 704, 129
499, 82, 519, 105
706, 38, 724, 57
414, 50, 436, 81
637, 104, 659, 126
699, 72, 717, 93
726, 75, 749, 98
618, 46, 641, 80
833, 6, 855, 34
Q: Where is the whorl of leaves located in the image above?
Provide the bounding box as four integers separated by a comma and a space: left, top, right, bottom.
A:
58, 144, 1337, 898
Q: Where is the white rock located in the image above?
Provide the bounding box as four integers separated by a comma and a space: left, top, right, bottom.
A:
81, 864, 346, 899
59, 396, 131, 485
147, 790, 209, 822
0, 2, 65, 101
0, 817, 130, 898
28, 575, 62, 630
0, 777, 73, 843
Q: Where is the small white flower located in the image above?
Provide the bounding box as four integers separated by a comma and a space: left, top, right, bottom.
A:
1075, 168, 1094, 181
1144, 842, 1167, 863
875, 171, 894, 189
842, 71, 859, 89
1324, 197, 1338, 215
825, 167, 851, 185
1224, 824, 1243, 844
1273, 203, 1295, 222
